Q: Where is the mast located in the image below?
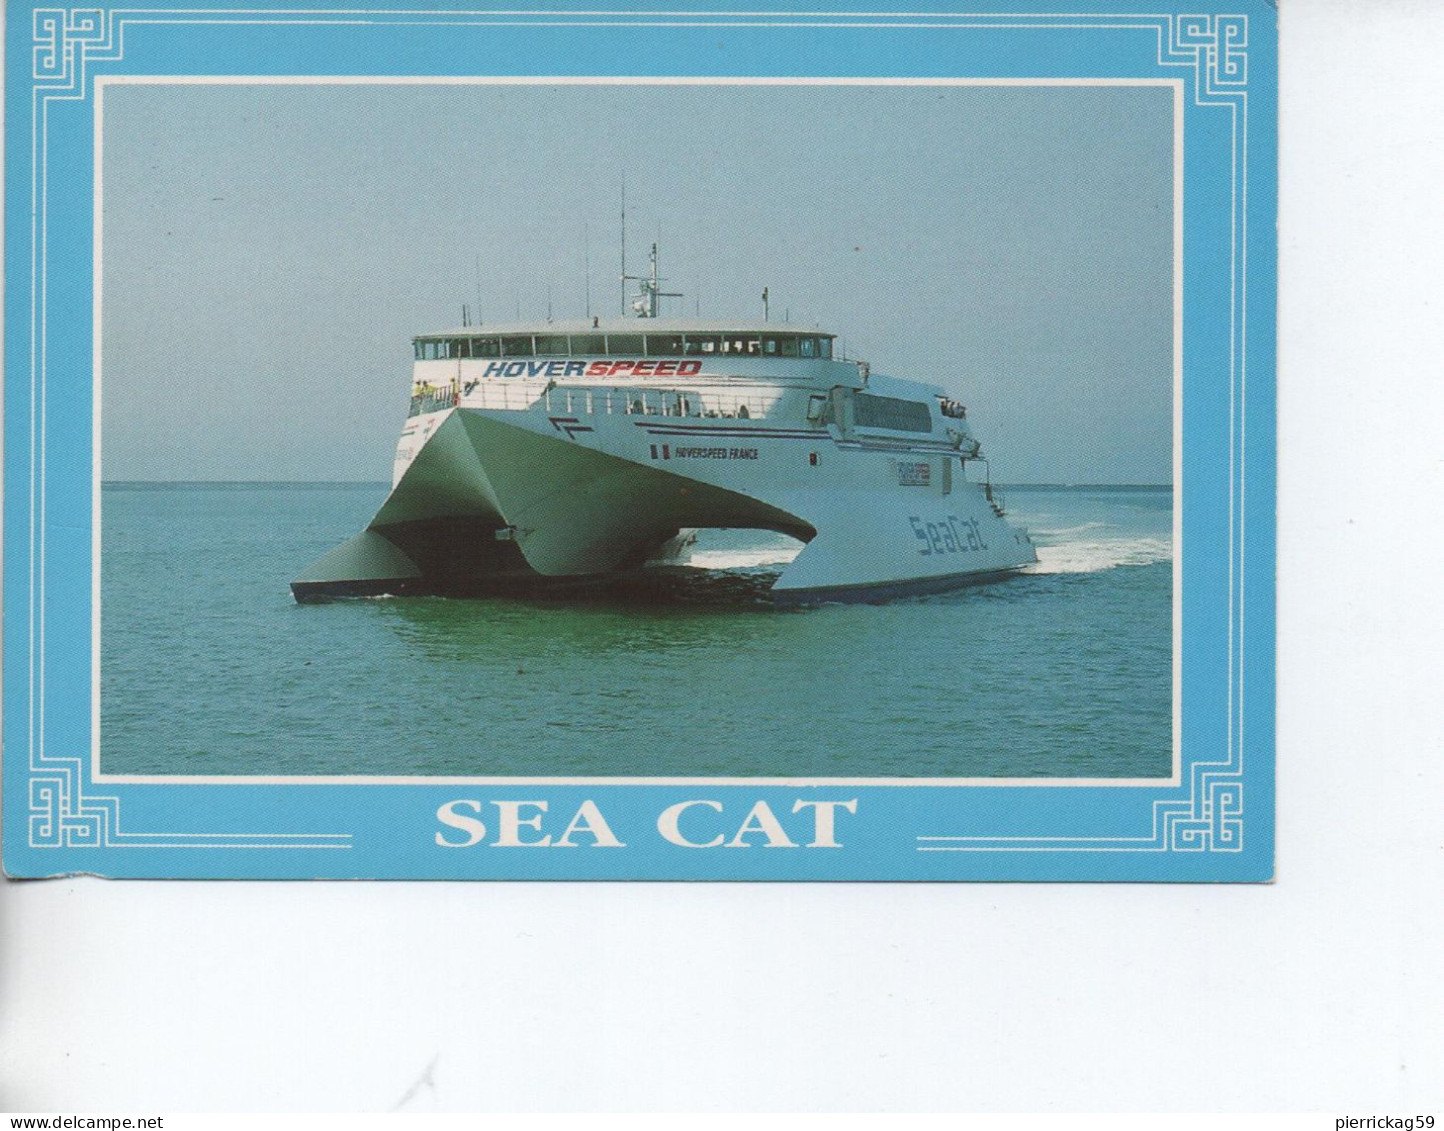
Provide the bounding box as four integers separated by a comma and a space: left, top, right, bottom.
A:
624, 242, 682, 318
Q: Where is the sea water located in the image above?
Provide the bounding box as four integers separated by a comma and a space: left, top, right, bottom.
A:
100, 483, 1172, 778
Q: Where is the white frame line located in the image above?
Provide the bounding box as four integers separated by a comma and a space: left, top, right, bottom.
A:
88, 73, 1184, 791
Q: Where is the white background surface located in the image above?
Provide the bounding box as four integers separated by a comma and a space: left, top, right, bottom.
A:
3, 0, 1443, 1112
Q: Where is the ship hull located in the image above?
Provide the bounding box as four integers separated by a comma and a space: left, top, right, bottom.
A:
292, 395, 1037, 603
768, 566, 1029, 606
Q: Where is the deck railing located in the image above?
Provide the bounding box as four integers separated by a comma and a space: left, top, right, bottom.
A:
408, 386, 459, 416
442, 381, 783, 421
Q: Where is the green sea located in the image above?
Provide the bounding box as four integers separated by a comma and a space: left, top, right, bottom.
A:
100, 483, 1172, 778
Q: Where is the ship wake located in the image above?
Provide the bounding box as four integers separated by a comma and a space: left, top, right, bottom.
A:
1026, 533, 1172, 575
685, 546, 805, 570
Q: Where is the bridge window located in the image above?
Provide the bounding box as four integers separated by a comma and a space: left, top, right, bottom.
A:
854, 392, 933, 433
411, 329, 834, 362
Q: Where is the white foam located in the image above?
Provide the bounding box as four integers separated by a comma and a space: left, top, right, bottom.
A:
1026, 535, 1172, 575
686, 546, 803, 570
1026, 521, 1106, 537
678, 514, 1169, 577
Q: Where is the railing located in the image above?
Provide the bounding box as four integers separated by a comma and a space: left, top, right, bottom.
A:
408, 385, 459, 417
982, 464, 1007, 516
453, 381, 784, 421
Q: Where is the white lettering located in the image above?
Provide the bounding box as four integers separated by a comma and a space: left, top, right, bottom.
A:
435, 799, 486, 847
726, 800, 797, 848
791, 799, 858, 848
494, 800, 552, 847
555, 799, 626, 847
658, 800, 724, 848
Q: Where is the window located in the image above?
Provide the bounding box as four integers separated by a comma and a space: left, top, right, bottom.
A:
414, 341, 425, 360
570, 333, 605, 355
820, 337, 834, 359
535, 334, 569, 356
451, 338, 471, 359
609, 333, 646, 354
501, 336, 535, 357
471, 337, 500, 358
642, 333, 680, 355
685, 335, 720, 354
763, 338, 779, 356
853, 393, 933, 433
799, 337, 817, 358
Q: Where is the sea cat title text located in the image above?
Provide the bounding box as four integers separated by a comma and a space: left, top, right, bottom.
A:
435, 798, 859, 849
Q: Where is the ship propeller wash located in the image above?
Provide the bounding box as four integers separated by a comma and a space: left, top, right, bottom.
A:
293, 247, 1037, 604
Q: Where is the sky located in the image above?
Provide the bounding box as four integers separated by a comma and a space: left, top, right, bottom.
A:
101, 82, 1173, 483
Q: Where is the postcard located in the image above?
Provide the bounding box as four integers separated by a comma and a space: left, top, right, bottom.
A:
3, 0, 1276, 881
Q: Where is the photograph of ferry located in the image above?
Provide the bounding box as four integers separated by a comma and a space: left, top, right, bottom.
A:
294, 251, 1039, 606
99, 82, 1174, 780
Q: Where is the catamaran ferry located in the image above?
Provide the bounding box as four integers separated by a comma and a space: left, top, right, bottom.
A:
293, 249, 1037, 604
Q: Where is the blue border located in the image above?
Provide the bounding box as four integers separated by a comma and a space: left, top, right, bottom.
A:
3, 1, 1276, 881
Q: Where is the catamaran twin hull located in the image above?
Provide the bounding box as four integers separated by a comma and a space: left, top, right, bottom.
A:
293, 371, 1038, 605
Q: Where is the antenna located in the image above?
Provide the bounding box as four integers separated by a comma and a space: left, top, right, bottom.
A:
762, 287, 769, 323
623, 242, 683, 318
584, 223, 591, 319
462, 303, 469, 328
474, 254, 482, 327
620, 173, 627, 316
547, 285, 553, 322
